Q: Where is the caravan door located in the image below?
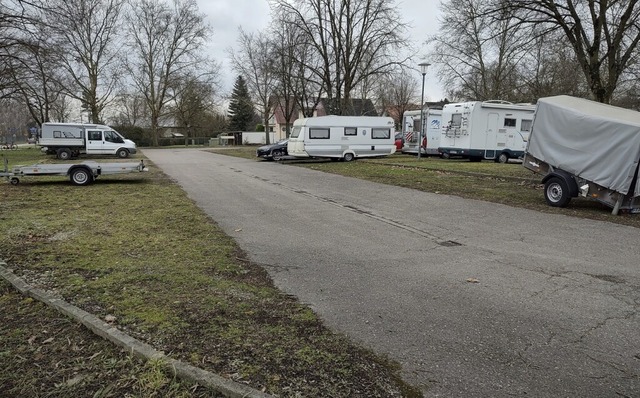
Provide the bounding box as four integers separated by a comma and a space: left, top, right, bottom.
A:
484, 113, 499, 159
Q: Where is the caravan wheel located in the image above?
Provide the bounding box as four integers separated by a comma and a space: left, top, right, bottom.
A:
497, 153, 509, 163
343, 153, 355, 162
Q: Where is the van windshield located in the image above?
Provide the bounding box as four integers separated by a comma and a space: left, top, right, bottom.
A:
290, 126, 301, 138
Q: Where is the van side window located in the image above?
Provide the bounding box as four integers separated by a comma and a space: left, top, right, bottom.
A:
344, 127, 357, 136
309, 128, 330, 139
88, 130, 102, 141
504, 118, 517, 127
521, 119, 532, 132
372, 128, 390, 139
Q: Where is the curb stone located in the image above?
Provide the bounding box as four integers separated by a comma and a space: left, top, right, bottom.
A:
0, 261, 273, 398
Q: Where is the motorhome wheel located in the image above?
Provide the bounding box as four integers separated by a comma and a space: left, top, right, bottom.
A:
498, 153, 509, 163
544, 177, 571, 207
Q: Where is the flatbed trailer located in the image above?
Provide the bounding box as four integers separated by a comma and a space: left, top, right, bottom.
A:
1, 158, 148, 186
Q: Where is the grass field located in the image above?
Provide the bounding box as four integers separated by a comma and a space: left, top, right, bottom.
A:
0, 148, 417, 397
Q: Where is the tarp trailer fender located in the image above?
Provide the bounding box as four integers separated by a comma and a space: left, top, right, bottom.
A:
1, 156, 148, 186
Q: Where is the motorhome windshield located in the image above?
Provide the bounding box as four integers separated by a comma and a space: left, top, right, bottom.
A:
291, 126, 301, 138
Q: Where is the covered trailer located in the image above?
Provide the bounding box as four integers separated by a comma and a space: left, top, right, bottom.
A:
523, 95, 640, 214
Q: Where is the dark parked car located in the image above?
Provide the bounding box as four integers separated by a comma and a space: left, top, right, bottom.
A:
256, 139, 288, 160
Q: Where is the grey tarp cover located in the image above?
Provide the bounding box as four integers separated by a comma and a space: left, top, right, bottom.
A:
527, 95, 640, 196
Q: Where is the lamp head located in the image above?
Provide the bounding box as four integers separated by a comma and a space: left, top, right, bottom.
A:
419, 62, 431, 75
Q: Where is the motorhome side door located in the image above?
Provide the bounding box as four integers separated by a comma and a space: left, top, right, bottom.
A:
86, 130, 106, 154
485, 113, 499, 159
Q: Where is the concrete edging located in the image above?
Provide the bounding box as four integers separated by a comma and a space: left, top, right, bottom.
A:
0, 261, 272, 398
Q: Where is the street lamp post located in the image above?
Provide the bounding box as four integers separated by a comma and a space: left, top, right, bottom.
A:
417, 62, 431, 159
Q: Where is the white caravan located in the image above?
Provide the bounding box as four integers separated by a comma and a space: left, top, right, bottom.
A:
39, 122, 138, 160
439, 101, 535, 162
287, 115, 396, 161
401, 108, 443, 155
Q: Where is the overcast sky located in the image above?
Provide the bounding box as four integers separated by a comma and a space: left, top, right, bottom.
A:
195, 0, 444, 102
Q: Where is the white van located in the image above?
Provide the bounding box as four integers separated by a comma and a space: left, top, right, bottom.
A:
287, 115, 396, 161
439, 101, 535, 162
39, 122, 138, 160
401, 108, 442, 156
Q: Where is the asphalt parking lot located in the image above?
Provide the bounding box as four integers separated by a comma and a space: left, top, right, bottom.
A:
143, 148, 640, 397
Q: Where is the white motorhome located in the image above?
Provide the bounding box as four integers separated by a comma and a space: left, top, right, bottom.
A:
39, 122, 138, 160
439, 101, 535, 162
401, 108, 442, 156
287, 115, 396, 161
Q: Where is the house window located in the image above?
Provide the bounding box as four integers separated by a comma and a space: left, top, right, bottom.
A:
309, 128, 330, 139
344, 127, 357, 136
372, 128, 390, 139
521, 119, 532, 132
504, 118, 517, 127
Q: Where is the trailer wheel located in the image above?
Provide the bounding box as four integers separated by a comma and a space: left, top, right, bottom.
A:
57, 148, 72, 160
116, 148, 130, 158
544, 177, 571, 207
70, 168, 93, 186
343, 153, 355, 162
10, 177, 19, 185
497, 153, 509, 164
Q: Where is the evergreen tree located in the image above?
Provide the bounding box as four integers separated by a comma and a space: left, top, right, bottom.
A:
227, 76, 254, 131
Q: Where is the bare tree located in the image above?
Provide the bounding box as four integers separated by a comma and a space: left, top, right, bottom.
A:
272, 0, 409, 114
501, 0, 640, 103
124, 0, 211, 146
376, 70, 418, 129
428, 0, 531, 102
228, 28, 278, 144
169, 73, 219, 139
45, 0, 125, 123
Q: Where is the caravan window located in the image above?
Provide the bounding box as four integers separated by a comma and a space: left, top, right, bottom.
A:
450, 114, 462, 127
309, 128, 330, 139
504, 118, 517, 127
291, 126, 301, 138
344, 127, 357, 136
372, 128, 391, 139
521, 119, 532, 132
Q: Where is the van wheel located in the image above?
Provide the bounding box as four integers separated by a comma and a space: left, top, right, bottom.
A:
70, 168, 93, 186
57, 148, 72, 160
116, 148, 130, 158
544, 177, 571, 207
343, 153, 355, 162
498, 153, 509, 163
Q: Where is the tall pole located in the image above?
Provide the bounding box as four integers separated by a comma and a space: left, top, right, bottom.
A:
417, 62, 430, 160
